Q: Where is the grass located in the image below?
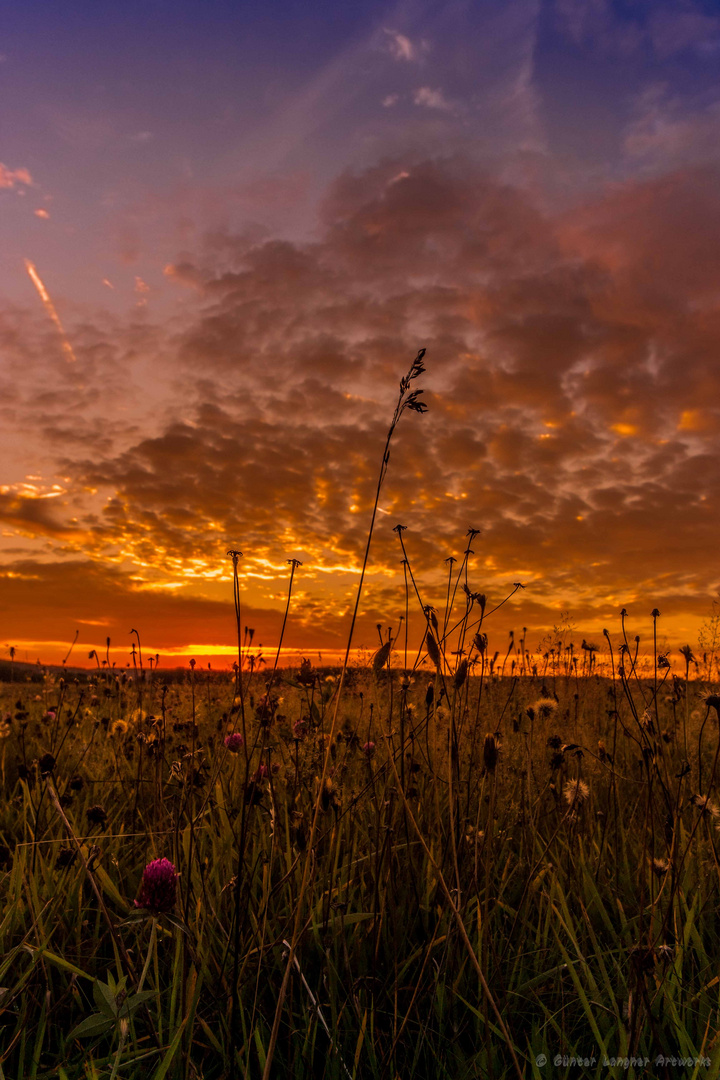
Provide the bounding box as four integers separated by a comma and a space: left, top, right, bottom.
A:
3, 664, 720, 1079
2, 353, 720, 1079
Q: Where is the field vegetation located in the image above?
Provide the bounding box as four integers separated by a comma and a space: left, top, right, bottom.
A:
2, 354, 720, 1080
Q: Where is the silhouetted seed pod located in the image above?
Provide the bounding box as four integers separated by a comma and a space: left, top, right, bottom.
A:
373, 641, 392, 674
454, 658, 468, 690
426, 632, 441, 669
483, 734, 499, 774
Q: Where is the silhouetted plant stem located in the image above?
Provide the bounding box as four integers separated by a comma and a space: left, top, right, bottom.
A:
260, 349, 427, 1080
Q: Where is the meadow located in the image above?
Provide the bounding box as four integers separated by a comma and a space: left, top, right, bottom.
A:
2, 647, 720, 1080
3, 354, 720, 1080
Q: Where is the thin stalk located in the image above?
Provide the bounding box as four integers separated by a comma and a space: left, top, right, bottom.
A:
260, 349, 428, 1080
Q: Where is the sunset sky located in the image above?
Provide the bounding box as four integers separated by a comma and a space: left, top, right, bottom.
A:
3, 0, 720, 669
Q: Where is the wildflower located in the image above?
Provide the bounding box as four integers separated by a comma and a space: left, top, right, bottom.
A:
134, 857, 178, 915
111, 719, 128, 737
297, 658, 315, 687
293, 719, 307, 740
651, 857, 670, 876
563, 779, 589, 805
362, 741, 376, 759
43, 711, 56, 722
224, 732, 244, 753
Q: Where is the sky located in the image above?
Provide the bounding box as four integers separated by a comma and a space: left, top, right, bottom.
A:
2, 0, 720, 670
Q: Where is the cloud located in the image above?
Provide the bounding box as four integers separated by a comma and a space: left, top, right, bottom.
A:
622, 84, 720, 173
648, 6, 720, 58
384, 29, 416, 62
383, 28, 428, 63
413, 86, 454, 111
0, 163, 33, 189
553, 0, 644, 53
5, 153, 720, 654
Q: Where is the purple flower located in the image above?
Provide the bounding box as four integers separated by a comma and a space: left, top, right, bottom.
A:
134, 857, 178, 914
224, 732, 244, 753
362, 741, 376, 759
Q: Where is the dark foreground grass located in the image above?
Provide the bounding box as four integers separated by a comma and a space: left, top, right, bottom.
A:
2, 663, 720, 1080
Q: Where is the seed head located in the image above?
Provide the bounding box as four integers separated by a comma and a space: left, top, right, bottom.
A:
532, 697, 557, 718
483, 733, 499, 774
690, 793, 720, 817
86, 804, 107, 827
563, 779, 589, 806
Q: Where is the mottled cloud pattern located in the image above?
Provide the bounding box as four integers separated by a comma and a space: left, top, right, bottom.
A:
2, 154, 720, 659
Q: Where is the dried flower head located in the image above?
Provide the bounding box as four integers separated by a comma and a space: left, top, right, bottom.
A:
483, 733, 499, 774
690, 794, 720, 817
361, 741, 376, 759
86, 804, 107, 827
38, 752, 55, 776
563, 779, 589, 806
532, 697, 557, 718
134, 857, 178, 915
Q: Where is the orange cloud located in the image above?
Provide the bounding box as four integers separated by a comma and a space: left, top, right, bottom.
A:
4, 156, 720, 659
0, 163, 33, 188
